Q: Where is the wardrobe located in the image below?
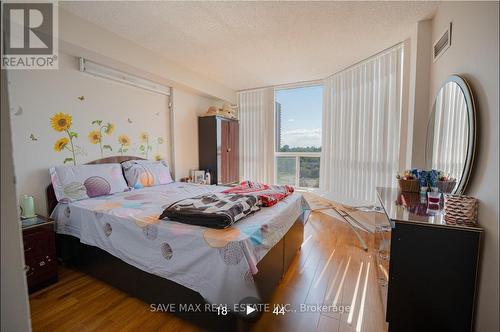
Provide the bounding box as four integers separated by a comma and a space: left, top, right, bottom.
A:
198, 116, 239, 185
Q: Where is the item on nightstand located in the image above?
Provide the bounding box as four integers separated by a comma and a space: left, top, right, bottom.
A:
205, 171, 211, 185
444, 194, 478, 225
193, 170, 206, 184
20, 195, 36, 219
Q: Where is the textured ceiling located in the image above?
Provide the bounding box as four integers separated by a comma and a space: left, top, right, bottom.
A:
61, 1, 437, 91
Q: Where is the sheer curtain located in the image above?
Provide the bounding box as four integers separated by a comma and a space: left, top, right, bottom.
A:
431, 82, 468, 179
320, 44, 405, 204
238, 88, 275, 183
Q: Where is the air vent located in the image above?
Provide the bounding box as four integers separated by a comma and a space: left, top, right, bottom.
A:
433, 22, 452, 62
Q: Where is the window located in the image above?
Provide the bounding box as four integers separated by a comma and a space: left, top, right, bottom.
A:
275, 85, 322, 188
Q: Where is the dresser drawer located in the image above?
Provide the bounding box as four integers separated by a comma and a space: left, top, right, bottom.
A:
25, 253, 57, 288
23, 225, 55, 258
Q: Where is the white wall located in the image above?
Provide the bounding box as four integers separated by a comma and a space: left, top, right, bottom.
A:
428, 3, 499, 331
171, 89, 224, 180
8, 53, 172, 216
409, 19, 433, 168
1, 70, 32, 332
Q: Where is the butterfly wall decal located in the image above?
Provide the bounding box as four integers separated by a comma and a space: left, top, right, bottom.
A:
29, 134, 38, 141
78, 96, 85, 101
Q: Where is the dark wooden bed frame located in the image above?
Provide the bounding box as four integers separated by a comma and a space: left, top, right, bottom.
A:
47, 156, 306, 331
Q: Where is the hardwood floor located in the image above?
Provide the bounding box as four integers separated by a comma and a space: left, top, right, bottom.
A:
29, 211, 387, 332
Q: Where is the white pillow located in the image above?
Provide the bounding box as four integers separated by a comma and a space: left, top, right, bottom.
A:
121, 160, 173, 189
50, 164, 129, 202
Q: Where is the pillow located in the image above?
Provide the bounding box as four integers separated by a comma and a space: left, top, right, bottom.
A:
121, 160, 173, 189
49, 164, 129, 202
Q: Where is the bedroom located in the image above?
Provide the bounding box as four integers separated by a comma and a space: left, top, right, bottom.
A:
1, 1, 498, 332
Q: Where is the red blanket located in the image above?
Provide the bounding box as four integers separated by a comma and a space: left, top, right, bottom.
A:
222, 181, 294, 207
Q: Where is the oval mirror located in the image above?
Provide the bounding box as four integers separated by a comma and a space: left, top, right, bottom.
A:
425, 74, 476, 194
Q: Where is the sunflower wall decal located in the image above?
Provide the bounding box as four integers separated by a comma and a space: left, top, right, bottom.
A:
139, 132, 152, 159
154, 136, 165, 161
50, 112, 78, 165
89, 120, 115, 158
47, 113, 165, 164
117, 134, 131, 155
54, 137, 69, 152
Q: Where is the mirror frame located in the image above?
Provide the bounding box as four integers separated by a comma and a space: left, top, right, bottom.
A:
427, 74, 476, 194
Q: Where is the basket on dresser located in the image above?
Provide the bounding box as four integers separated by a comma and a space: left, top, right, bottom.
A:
444, 194, 479, 225
437, 180, 457, 194
397, 179, 420, 193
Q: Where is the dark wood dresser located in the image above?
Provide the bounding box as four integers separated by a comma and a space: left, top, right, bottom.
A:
198, 115, 239, 185
375, 187, 482, 332
22, 215, 58, 293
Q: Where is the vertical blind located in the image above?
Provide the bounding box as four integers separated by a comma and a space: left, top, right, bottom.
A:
431, 82, 468, 180
238, 88, 275, 184
320, 44, 405, 204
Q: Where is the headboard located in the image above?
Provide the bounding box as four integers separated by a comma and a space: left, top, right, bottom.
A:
46, 156, 146, 215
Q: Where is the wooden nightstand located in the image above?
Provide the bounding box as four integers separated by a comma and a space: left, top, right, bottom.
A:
21, 215, 58, 293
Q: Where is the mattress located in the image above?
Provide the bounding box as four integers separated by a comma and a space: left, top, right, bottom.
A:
52, 182, 310, 306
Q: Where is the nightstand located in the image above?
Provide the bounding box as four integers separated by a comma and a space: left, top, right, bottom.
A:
21, 215, 58, 293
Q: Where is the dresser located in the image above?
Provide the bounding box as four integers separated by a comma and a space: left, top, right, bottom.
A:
375, 188, 482, 332
22, 216, 58, 293
198, 115, 239, 185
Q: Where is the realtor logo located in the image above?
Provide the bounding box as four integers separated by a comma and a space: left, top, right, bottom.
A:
1, 1, 58, 69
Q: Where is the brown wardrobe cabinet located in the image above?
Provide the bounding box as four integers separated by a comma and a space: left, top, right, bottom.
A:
198, 115, 239, 185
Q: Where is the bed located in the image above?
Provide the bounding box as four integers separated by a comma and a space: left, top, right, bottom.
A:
47, 156, 310, 330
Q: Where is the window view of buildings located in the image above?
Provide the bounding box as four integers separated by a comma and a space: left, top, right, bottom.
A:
275, 85, 322, 188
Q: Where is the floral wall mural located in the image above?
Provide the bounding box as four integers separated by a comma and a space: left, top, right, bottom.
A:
50, 112, 78, 165
88, 120, 115, 158
117, 134, 131, 155
48, 113, 167, 164
139, 132, 152, 159
155, 137, 164, 161
8, 52, 171, 215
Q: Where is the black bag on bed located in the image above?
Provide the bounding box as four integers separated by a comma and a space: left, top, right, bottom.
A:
159, 193, 261, 229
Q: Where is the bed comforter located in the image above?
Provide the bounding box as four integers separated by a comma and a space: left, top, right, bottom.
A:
52, 182, 310, 307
